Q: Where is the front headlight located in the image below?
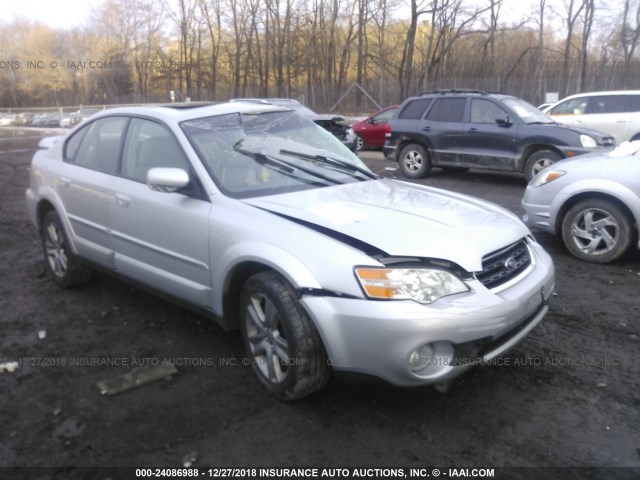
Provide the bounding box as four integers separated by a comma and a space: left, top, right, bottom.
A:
531, 170, 566, 187
355, 267, 469, 304
580, 134, 597, 148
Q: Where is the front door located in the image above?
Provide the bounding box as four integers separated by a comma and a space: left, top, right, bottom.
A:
109, 118, 213, 307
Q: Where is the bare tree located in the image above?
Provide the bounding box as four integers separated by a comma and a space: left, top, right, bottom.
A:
198, 0, 223, 99
620, 0, 640, 87
558, 0, 585, 96
578, 0, 596, 92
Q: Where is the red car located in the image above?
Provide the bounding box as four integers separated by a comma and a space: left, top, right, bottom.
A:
352, 105, 398, 150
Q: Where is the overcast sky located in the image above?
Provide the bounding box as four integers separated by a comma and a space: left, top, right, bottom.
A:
2, 0, 102, 28
4, 0, 539, 30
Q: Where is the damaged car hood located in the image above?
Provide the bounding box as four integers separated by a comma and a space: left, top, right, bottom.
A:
244, 179, 529, 272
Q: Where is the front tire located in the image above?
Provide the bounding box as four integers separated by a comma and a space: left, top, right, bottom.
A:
524, 149, 561, 182
41, 211, 92, 288
240, 271, 331, 400
355, 134, 365, 151
398, 143, 432, 179
561, 198, 633, 263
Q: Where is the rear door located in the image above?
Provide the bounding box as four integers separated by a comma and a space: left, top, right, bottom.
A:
110, 118, 213, 307
362, 107, 397, 147
58, 116, 129, 267
582, 95, 631, 144
421, 97, 467, 164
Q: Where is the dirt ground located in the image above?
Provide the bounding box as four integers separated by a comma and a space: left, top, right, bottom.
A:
0, 128, 639, 478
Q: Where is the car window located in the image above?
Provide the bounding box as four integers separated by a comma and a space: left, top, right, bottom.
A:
64, 124, 89, 162
373, 108, 397, 123
398, 99, 432, 119
425, 98, 466, 122
122, 118, 190, 183
585, 95, 626, 114
182, 110, 370, 198
627, 95, 640, 112
68, 117, 129, 174
549, 97, 588, 115
470, 99, 506, 123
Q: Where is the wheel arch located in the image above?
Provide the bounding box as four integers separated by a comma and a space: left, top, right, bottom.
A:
220, 261, 271, 331
395, 136, 432, 161
518, 144, 564, 172
629, 132, 640, 142
36, 199, 57, 230
217, 245, 323, 331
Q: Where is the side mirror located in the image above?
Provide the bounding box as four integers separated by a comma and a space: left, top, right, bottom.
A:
495, 115, 512, 127
368, 117, 375, 125
147, 168, 189, 193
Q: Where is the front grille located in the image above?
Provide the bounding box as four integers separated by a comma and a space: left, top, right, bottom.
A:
476, 239, 531, 290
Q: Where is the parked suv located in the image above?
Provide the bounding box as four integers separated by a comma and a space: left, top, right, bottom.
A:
544, 90, 640, 144
384, 89, 615, 181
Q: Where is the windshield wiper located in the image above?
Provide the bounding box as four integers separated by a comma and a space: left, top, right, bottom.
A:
279, 149, 379, 180
233, 141, 341, 185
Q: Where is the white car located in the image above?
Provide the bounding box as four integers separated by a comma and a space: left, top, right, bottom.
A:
0, 114, 14, 126
26, 102, 555, 399
545, 90, 640, 144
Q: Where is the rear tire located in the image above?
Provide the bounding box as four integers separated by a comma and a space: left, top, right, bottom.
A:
355, 134, 365, 151
240, 271, 331, 400
41, 211, 92, 288
398, 143, 432, 179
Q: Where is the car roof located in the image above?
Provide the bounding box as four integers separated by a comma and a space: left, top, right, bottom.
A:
558, 90, 640, 100
87, 102, 294, 124
408, 89, 516, 101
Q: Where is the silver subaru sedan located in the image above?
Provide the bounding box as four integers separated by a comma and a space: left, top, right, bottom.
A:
26, 102, 555, 400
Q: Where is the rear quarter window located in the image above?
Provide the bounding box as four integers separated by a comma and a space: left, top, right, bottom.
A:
398, 99, 433, 119
627, 95, 640, 112
425, 98, 466, 122
585, 96, 626, 114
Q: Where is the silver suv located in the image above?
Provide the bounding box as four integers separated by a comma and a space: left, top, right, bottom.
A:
26, 102, 555, 399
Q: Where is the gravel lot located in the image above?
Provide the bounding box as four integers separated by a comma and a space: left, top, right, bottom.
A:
1, 128, 639, 479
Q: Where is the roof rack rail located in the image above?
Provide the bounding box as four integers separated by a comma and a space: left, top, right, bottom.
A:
419, 89, 488, 96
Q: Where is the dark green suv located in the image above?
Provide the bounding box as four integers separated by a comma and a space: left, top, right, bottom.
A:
383, 89, 615, 181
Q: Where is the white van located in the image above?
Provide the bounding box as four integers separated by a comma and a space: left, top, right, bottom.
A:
545, 90, 640, 144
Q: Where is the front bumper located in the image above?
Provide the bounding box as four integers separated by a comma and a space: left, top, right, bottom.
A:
556, 145, 614, 159
521, 186, 568, 235
301, 241, 555, 386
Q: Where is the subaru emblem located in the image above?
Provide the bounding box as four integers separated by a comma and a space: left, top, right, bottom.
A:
504, 256, 517, 271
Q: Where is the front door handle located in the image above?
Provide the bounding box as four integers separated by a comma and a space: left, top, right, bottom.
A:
60, 177, 70, 188
115, 193, 131, 207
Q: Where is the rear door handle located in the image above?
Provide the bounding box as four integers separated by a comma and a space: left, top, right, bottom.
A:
467, 128, 477, 133
115, 193, 131, 207
421, 126, 431, 132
